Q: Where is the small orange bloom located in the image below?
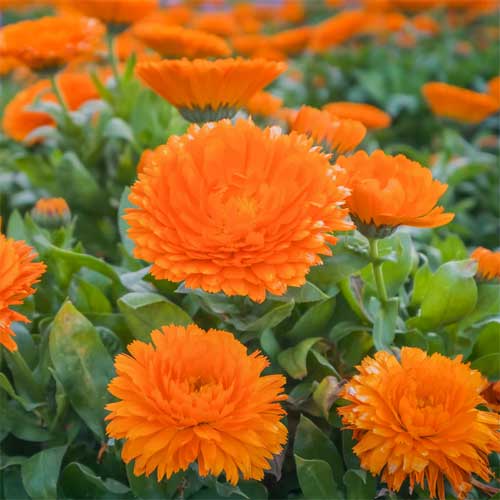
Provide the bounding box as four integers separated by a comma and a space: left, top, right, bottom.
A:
267, 26, 311, 55
292, 106, 366, 155
0, 16, 105, 71
132, 24, 230, 59
0, 233, 46, 351
422, 82, 500, 124
106, 324, 287, 483
487, 75, 500, 105
361, 11, 407, 36
471, 247, 500, 281
337, 150, 454, 231
411, 14, 440, 34
323, 102, 391, 130
339, 347, 500, 500
279, 0, 305, 24
245, 91, 283, 118
126, 119, 351, 302
32, 198, 71, 228
190, 11, 238, 38
136, 58, 286, 122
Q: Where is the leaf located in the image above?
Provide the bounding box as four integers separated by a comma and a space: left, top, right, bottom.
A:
104, 117, 136, 143
286, 298, 336, 343
5, 402, 52, 442
411, 263, 433, 307
379, 233, 415, 296
0, 373, 43, 412
49, 301, 115, 439
343, 469, 377, 500
118, 187, 135, 256
6, 210, 28, 241
471, 354, 500, 380
272, 282, 329, 303
126, 462, 182, 499
373, 298, 399, 351
459, 283, 500, 330
431, 234, 468, 263
294, 415, 344, 484
240, 301, 295, 332
472, 323, 500, 358
278, 337, 322, 379
312, 376, 342, 419
69, 276, 112, 314
118, 292, 192, 341
294, 455, 342, 500
21, 446, 67, 500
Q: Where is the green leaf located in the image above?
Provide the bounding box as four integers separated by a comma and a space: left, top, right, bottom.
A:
278, 337, 322, 379
6, 210, 28, 241
0, 373, 43, 412
286, 298, 336, 343
243, 301, 295, 332
126, 462, 182, 499
379, 233, 415, 296
471, 354, 500, 380
472, 323, 500, 358
5, 402, 52, 442
431, 234, 468, 263
118, 292, 192, 341
373, 298, 399, 351
273, 282, 329, 303
21, 446, 67, 500
343, 469, 377, 500
49, 301, 114, 439
459, 283, 500, 330
69, 276, 112, 314
294, 415, 344, 484
238, 481, 268, 500
312, 376, 341, 419
118, 187, 135, 256
2, 466, 30, 499
411, 263, 433, 307
104, 117, 136, 143
0, 456, 26, 470
294, 455, 342, 500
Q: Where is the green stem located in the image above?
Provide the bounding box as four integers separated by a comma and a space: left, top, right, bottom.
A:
107, 32, 121, 90
50, 74, 69, 114
369, 238, 388, 305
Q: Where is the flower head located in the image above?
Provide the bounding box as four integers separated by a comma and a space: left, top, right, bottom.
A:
338, 347, 500, 500
32, 198, 71, 229
0, 16, 105, 70
422, 82, 500, 124
245, 91, 283, 118
126, 119, 351, 302
471, 247, 500, 281
292, 105, 366, 155
323, 102, 391, 130
136, 58, 286, 122
191, 11, 238, 37
106, 324, 287, 483
0, 233, 46, 351
266, 26, 312, 55
487, 75, 500, 104
337, 150, 454, 234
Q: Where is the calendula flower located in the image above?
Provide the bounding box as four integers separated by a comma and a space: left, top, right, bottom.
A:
422, 82, 500, 124
191, 11, 238, 37
482, 381, 500, 412
267, 26, 312, 55
2, 72, 101, 142
32, 198, 71, 229
337, 150, 453, 236
487, 75, 500, 104
135, 58, 286, 122
471, 247, 500, 281
0, 232, 46, 352
126, 119, 351, 302
106, 324, 287, 483
251, 47, 287, 62
323, 102, 391, 130
231, 34, 266, 56
338, 347, 500, 500
0, 16, 105, 71
292, 106, 366, 155
115, 31, 159, 62
411, 14, 440, 34
245, 91, 283, 118
132, 24, 230, 59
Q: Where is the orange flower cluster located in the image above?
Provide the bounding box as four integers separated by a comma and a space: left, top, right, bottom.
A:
0, 233, 46, 351
106, 324, 287, 483
422, 82, 500, 124
0, 16, 104, 70
292, 106, 367, 155
339, 347, 500, 500
126, 119, 352, 302
337, 150, 454, 233
471, 247, 500, 281
323, 102, 392, 130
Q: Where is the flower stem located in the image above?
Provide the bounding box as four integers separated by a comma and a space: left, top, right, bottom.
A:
369, 238, 388, 305
107, 32, 121, 90
50, 74, 69, 114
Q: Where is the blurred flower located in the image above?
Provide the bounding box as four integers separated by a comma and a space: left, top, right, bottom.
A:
267, 26, 312, 56
487, 75, 500, 105
245, 91, 283, 118
471, 247, 500, 281
0, 16, 105, 71
292, 105, 366, 155
278, 0, 305, 24
0, 233, 46, 352
232, 3, 262, 34
338, 347, 500, 500
454, 40, 472, 56
337, 150, 453, 235
126, 119, 351, 302
115, 31, 159, 62
410, 14, 440, 35
132, 24, 230, 59
106, 324, 287, 483
137, 5, 192, 27
231, 34, 266, 56
481, 381, 500, 412
422, 82, 500, 124
251, 47, 287, 62
2, 72, 102, 142
190, 11, 238, 38
135, 58, 286, 122
323, 102, 391, 130
32, 198, 71, 229
361, 11, 407, 36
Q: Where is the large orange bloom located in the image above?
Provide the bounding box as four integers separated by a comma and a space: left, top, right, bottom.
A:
2, 73, 101, 142
292, 105, 366, 155
422, 82, 500, 124
471, 247, 500, 281
62, 0, 157, 24
136, 58, 286, 122
132, 24, 230, 59
338, 347, 500, 500
0, 16, 104, 70
0, 233, 46, 352
323, 102, 391, 129
337, 150, 454, 231
126, 119, 352, 302
106, 324, 287, 483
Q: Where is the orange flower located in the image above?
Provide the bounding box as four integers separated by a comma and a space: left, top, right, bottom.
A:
106, 324, 287, 483
132, 24, 230, 59
411, 14, 440, 34
115, 31, 159, 62
292, 105, 366, 155
422, 82, 500, 124
251, 47, 287, 62
471, 247, 500, 281
135, 58, 286, 122
338, 347, 500, 500
337, 150, 454, 232
361, 11, 407, 36
60, 0, 157, 24
487, 75, 500, 105
190, 11, 238, 38
245, 91, 283, 118
0, 233, 46, 352
482, 381, 500, 412
267, 26, 311, 55
323, 102, 391, 130
32, 198, 71, 228
126, 119, 351, 302
231, 34, 266, 56
2, 72, 101, 142
0, 16, 104, 71
278, 0, 305, 24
